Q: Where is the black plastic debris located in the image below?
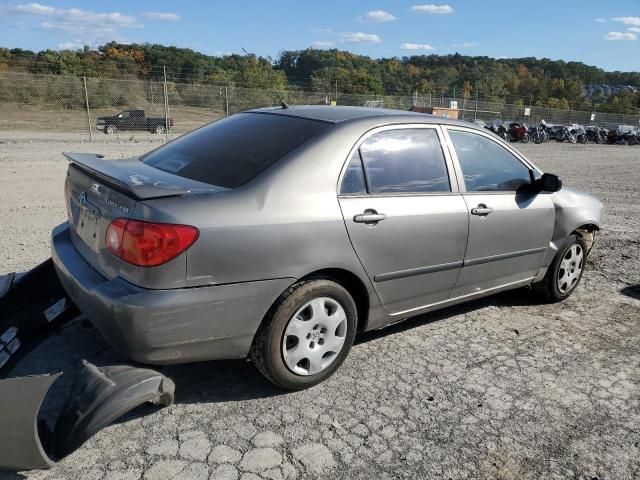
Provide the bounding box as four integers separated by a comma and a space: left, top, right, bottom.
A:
0, 361, 175, 471
0, 259, 80, 376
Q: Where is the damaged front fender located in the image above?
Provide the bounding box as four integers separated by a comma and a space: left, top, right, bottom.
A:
0, 361, 175, 471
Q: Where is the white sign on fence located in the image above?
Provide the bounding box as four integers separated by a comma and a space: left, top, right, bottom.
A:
590, 113, 596, 121
450, 100, 458, 110
524, 107, 531, 117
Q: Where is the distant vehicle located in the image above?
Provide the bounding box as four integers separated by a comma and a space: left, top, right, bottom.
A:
546, 124, 576, 143
607, 125, 638, 145
95, 110, 174, 135
585, 126, 608, 144
568, 124, 588, 144
486, 119, 511, 141
528, 122, 550, 144
508, 122, 529, 143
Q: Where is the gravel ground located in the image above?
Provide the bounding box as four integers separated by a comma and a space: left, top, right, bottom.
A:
1, 133, 639, 480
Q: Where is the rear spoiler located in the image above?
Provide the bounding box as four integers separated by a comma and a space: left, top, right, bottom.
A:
63, 152, 224, 200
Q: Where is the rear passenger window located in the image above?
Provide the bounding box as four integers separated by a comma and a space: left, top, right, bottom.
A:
340, 151, 367, 195
359, 129, 450, 193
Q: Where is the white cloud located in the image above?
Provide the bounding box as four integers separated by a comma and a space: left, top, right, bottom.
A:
143, 11, 180, 21
362, 10, 397, 22
309, 27, 334, 33
629, 27, 640, 33
13, 2, 56, 15
311, 41, 335, 48
595, 17, 606, 23
8, 3, 139, 47
9, 3, 137, 26
340, 32, 381, 44
58, 41, 83, 50
611, 16, 640, 26
603, 31, 637, 41
410, 4, 454, 14
453, 42, 478, 48
400, 42, 436, 51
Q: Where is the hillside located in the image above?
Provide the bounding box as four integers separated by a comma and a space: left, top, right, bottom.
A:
1, 42, 639, 113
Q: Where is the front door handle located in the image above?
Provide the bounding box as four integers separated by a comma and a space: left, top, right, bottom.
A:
471, 204, 494, 216
353, 209, 386, 225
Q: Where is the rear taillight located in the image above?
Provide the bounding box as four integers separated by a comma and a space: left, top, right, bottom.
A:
106, 219, 199, 267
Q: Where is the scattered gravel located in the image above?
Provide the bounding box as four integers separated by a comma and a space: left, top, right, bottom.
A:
0, 134, 638, 479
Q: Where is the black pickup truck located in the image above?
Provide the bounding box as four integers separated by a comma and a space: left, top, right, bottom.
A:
96, 110, 174, 134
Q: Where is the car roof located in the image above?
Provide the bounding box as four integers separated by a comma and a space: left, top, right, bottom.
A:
248, 105, 477, 129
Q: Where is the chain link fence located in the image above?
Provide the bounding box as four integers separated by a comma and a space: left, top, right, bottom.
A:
1, 71, 639, 141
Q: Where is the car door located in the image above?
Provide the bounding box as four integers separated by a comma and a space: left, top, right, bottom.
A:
115, 111, 130, 130
338, 125, 469, 315
443, 127, 555, 297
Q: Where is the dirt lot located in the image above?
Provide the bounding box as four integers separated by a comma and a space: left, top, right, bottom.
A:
0, 133, 639, 480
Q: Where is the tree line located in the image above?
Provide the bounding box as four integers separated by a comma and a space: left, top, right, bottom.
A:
1, 42, 639, 114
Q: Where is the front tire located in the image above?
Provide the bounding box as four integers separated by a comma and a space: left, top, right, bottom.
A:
105, 125, 117, 135
250, 279, 357, 390
533, 234, 587, 303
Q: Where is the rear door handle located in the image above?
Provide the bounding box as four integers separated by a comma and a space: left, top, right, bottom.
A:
353, 209, 386, 224
471, 204, 494, 216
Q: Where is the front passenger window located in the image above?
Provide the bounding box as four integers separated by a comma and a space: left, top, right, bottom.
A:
449, 130, 532, 192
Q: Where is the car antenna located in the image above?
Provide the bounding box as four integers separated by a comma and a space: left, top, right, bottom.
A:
272, 89, 290, 109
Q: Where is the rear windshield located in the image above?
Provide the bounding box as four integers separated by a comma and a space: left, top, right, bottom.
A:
142, 113, 330, 188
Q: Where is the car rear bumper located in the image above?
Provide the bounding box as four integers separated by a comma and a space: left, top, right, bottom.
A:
51, 223, 293, 365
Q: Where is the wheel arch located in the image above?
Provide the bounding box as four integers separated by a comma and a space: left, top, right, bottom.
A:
299, 268, 371, 333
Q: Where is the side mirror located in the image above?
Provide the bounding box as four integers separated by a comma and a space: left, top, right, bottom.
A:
539, 173, 562, 192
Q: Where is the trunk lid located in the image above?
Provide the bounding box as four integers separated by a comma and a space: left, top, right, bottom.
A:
63, 153, 223, 286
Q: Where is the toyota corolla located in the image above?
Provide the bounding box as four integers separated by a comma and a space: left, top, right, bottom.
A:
52, 106, 603, 390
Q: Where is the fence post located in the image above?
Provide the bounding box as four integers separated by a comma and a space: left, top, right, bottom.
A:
163, 66, 169, 141
225, 86, 229, 116
82, 76, 92, 142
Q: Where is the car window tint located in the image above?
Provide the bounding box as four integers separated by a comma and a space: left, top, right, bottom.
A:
142, 113, 330, 189
449, 130, 531, 192
340, 150, 367, 195
359, 129, 450, 193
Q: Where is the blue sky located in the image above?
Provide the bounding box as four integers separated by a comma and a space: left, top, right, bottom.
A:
1, 1, 639, 72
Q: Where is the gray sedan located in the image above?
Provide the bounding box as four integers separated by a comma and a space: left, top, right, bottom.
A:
52, 106, 603, 390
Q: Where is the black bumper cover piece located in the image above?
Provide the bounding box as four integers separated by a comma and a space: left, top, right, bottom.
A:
0, 258, 80, 376
0, 360, 175, 471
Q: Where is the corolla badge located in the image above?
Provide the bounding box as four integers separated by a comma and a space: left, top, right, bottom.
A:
78, 192, 87, 206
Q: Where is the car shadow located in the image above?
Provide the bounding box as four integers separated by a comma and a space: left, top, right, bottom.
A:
620, 284, 640, 300
356, 287, 540, 345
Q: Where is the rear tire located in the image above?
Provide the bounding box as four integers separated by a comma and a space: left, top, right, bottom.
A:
533, 234, 587, 303
628, 136, 638, 146
250, 278, 357, 391
154, 125, 166, 135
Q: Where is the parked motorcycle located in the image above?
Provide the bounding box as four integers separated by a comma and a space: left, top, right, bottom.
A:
585, 126, 608, 144
546, 124, 576, 143
508, 122, 529, 143
569, 124, 588, 144
486, 119, 510, 141
607, 125, 639, 145
528, 122, 550, 144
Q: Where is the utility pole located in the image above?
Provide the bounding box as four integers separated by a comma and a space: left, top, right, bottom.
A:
82, 76, 92, 142
335, 79, 338, 105
163, 66, 169, 141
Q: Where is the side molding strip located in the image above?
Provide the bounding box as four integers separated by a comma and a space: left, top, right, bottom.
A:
374, 260, 463, 283
464, 247, 547, 267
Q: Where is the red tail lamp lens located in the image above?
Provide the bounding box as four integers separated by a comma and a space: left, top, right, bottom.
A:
106, 219, 199, 267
